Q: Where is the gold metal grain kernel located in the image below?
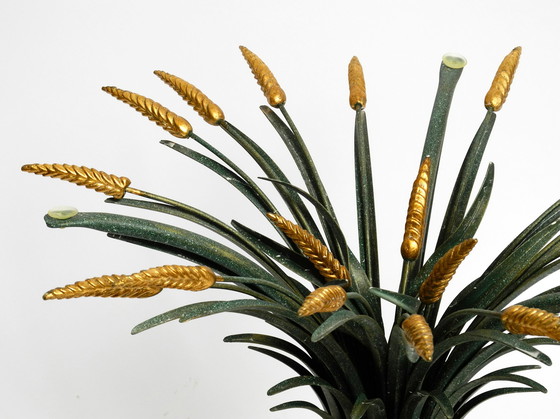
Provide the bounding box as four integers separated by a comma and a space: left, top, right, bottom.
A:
348, 56, 366, 110
267, 213, 350, 284
401, 314, 434, 362
298, 285, 347, 317
239, 46, 286, 107
154, 71, 225, 125
419, 238, 478, 304
484, 46, 522, 111
102, 86, 192, 138
401, 157, 431, 260
21, 163, 131, 199
502, 305, 560, 341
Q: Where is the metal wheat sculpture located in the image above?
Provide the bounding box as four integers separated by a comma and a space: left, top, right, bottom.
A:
23, 46, 560, 418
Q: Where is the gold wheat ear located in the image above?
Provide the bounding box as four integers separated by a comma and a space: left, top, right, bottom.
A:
154, 71, 224, 125
298, 285, 347, 317
401, 157, 431, 260
21, 163, 130, 199
348, 56, 366, 110
502, 305, 560, 341
119, 265, 221, 291
102, 86, 192, 138
267, 213, 350, 285
239, 46, 286, 108
401, 314, 434, 362
484, 46, 522, 111
419, 238, 478, 304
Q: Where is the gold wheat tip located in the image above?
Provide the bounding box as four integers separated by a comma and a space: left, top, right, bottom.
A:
102, 86, 192, 138
21, 163, 130, 199
401, 314, 434, 362
267, 213, 350, 284
43, 265, 220, 300
484, 46, 522, 112
401, 157, 431, 260
298, 285, 347, 317
239, 46, 286, 108
502, 305, 560, 341
348, 56, 366, 110
419, 238, 478, 304
154, 71, 225, 125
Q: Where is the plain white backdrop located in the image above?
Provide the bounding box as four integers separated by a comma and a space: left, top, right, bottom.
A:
2, 1, 560, 418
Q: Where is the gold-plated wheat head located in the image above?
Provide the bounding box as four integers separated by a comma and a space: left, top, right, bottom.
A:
298, 285, 347, 317
401, 157, 431, 260
348, 56, 366, 110
154, 71, 225, 125
43, 265, 220, 300
101, 86, 192, 138
239, 46, 286, 108
484, 46, 522, 111
21, 163, 131, 199
401, 314, 434, 362
419, 238, 478, 304
501, 305, 560, 341
267, 213, 350, 283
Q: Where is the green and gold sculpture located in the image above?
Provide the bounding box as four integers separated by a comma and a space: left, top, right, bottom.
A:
23, 45, 560, 418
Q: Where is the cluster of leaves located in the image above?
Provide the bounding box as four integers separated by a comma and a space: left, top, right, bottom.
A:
30, 47, 560, 418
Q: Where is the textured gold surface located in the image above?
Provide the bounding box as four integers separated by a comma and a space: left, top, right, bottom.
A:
43, 265, 220, 300
502, 305, 560, 341
419, 238, 478, 304
298, 285, 347, 317
239, 46, 286, 107
21, 163, 130, 199
348, 56, 366, 110
401, 314, 434, 362
267, 213, 350, 283
401, 157, 431, 260
154, 71, 225, 125
102, 86, 192, 138
484, 46, 522, 111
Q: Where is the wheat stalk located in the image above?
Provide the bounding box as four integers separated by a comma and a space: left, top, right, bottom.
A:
502, 305, 560, 341
298, 285, 347, 317
484, 46, 522, 111
401, 157, 431, 260
102, 86, 192, 138
239, 46, 286, 107
21, 163, 130, 199
419, 238, 478, 304
348, 56, 366, 110
401, 314, 434, 362
267, 213, 350, 283
154, 70, 225, 125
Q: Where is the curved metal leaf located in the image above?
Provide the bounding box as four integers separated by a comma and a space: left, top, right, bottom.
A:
368, 287, 420, 314
454, 387, 539, 419
269, 400, 334, 419
351, 394, 386, 419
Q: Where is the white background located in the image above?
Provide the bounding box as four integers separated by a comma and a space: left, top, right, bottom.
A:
2, 1, 560, 418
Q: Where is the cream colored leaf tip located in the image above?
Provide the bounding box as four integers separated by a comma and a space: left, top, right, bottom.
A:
442, 53, 467, 69
48, 206, 78, 220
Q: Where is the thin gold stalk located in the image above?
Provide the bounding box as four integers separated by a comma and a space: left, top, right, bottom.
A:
239, 46, 286, 107
267, 213, 350, 283
419, 238, 478, 304
101, 86, 192, 138
43, 275, 162, 300
401, 314, 434, 362
401, 157, 431, 260
154, 71, 225, 125
502, 305, 560, 341
484, 46, 522, 111
348, 56, 366, 110
43, 265, 220, 300
298, 285, 347, 316
21, 163, 130, 199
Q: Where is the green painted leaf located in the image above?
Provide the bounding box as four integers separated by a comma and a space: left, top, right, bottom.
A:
354, 109, 379, 288
368, 287, 420, 313
453, 387, 539, 419
351, 394, 386, 419
311, 310, 383, 343
269, 400, 334, 419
